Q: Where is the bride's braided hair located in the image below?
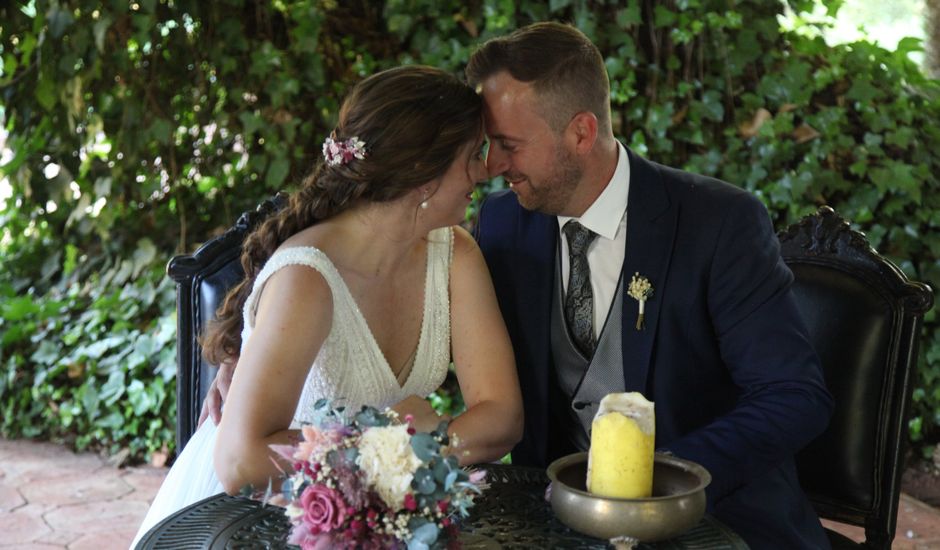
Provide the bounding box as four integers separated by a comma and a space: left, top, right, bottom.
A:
202, 66, 483, 364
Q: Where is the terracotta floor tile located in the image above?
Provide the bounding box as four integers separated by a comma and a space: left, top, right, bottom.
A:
0, 506, 52, 545
4, 446, 105, 485
119, 466, 167, 500
20, 471, 131, 506
821, 519, 864, 542
0, 544, 66, 550
823, 494, 940, 548
0, 482, 25, 513
69, 529, 138, 550
33, 528, 82, 547
899, 494, 940, 541
43, 499, 149, 534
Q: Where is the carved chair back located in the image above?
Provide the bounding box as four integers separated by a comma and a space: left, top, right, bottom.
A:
166, 194, 286, 451
778, 206, 933, 549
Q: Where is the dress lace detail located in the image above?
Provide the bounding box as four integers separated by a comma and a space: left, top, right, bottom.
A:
240, 226, 453, 425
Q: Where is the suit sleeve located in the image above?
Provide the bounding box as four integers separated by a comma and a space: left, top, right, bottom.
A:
664, 193, 834, 505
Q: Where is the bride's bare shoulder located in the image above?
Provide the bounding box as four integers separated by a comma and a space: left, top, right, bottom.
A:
450, 225, 483, 261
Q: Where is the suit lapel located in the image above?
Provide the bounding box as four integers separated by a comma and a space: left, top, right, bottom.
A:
620, 150, 677, 393
513, 207, 557, 462
515, 207, 557, 371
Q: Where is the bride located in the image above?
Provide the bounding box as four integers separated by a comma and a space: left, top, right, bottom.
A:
132, 65, 523, 546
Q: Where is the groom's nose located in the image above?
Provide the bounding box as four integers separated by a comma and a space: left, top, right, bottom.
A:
485, 146, 509, 178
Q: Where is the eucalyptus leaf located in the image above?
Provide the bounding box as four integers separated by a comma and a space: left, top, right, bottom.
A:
411, 432, 440, 462
412, 467, 437, 495
445, 470, 459, 491
355, 406, 390, 427
410, 522, 439, 546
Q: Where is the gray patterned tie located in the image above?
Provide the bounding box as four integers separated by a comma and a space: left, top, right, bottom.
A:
563, 220, 599, 357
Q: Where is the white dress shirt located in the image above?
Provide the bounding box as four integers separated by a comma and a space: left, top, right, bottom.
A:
557, 142, 630, 339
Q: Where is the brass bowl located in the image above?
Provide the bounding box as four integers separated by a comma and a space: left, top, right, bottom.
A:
547, 452, 711, 542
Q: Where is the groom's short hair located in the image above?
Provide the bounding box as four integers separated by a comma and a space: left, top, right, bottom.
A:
466, 22, 611, 135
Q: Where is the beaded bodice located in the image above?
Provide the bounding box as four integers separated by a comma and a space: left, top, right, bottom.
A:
240, 227, 453, 425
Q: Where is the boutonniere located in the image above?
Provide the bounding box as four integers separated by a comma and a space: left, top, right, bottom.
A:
627, 273, 653, 330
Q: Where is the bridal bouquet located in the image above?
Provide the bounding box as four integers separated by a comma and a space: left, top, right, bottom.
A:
270, 399, 485, 550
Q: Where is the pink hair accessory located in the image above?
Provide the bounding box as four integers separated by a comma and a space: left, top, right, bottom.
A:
322, 135, 367, 166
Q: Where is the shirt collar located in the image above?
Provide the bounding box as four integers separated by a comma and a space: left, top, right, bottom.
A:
558, 141, 630, 240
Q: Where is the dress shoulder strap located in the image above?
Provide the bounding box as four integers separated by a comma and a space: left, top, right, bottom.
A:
426, 226, 454, 271
409, 226, 453, 393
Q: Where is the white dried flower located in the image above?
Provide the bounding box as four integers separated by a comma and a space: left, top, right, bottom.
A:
356, 424, 422, 508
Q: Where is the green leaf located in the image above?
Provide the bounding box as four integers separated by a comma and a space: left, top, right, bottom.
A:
47, 6, 75, 38
616, 5, 641, 27
700, 91, 724, 122
239, 112, 264, 138
148, 119, 173, 145
97, 412, 125, 430
265, 156, 290, 188
128, 380, 155, 415
78, 335, 125, 360
30, 341, 60, 366
896, 36, 924, 56
93, 17, 112, 52
132, 239, 158, 276
846, 79, 879, 104
100, 371, 127, 405
2, 53, 19, 80
35, 75, 57, 111
81, 384, 101, 418
2, 296, 38, 321
869, 161, 918, 201
886, 127, 915, 149
653, 5, 677, 27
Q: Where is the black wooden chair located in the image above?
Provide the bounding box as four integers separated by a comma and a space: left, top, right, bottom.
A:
166, 194, 287, 452
779, 206, 934, 549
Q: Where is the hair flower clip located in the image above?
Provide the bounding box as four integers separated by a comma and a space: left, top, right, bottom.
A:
627, 273, 653, 330
322, 135, 367, 166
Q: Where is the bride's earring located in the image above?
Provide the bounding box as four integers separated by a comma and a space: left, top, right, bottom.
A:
420, 191, 429, 209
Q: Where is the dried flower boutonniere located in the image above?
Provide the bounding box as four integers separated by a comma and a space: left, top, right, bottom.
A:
627, 273, 654, 330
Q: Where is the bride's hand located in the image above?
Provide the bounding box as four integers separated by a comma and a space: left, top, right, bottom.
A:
198, 358, 237, 427
391, 395, 448, 433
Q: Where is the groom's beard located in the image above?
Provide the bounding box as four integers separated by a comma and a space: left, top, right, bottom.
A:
513, 143, 582, 216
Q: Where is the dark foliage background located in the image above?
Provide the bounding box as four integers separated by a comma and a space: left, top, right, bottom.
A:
0, 0, 937, 462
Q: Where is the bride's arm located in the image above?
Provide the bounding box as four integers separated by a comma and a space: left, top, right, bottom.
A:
213, 265, 333, 495
446, 226, 524, 465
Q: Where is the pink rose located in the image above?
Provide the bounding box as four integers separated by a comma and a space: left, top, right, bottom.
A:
300, 484, 347, 533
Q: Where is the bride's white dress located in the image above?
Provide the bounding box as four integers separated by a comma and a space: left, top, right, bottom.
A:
131, 227, 453, 547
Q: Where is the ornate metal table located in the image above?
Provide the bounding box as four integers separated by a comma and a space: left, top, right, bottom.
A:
136, 464, 748, 549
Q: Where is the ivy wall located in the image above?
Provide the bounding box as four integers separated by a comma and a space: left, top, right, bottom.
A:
0, 0, 937, 461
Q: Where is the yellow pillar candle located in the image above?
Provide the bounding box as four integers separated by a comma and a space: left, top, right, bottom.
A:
586, 392, 655, 498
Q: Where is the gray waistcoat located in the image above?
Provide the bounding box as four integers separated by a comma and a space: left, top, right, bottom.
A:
551, 242, 626, 450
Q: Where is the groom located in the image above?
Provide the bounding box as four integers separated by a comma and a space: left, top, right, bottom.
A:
466, 22, 833, 549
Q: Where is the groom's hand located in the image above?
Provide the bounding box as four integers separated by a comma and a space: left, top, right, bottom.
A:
198, 358, 236, 427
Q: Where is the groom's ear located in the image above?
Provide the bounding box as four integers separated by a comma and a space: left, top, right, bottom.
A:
567, 111, 598, 156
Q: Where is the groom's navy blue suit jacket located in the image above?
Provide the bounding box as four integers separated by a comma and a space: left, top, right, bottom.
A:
475, 149, 834, 548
